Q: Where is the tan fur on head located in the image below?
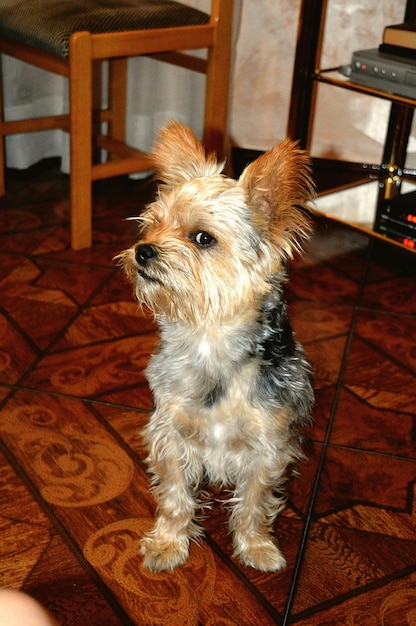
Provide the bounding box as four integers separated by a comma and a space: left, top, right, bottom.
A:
152, 123, 314, 260
117, 123, 314, 324
238, 139, 314, 259
151, 121, 223, 186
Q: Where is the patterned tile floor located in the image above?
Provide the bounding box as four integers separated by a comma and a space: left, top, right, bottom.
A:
0, 160, 415, 625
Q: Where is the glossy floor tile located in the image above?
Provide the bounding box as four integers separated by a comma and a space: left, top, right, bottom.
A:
0, 160, 415, 625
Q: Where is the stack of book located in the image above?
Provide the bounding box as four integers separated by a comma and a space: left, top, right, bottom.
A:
381, 22, 416, 58
376, 190, 416, 249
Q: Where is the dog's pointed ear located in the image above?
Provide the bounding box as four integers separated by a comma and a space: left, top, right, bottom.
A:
238, 139, 314, 258
150, 121, 223, 186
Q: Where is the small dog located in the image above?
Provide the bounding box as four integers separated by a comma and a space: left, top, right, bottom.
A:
118, 122, 314, 572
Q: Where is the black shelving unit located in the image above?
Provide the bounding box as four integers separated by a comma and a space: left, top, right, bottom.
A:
288, 0, 416, 252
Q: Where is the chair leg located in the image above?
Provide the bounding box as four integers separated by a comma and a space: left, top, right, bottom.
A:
69, 32, 93, 250
0, 55, 6, 196
203, 0, 234, 161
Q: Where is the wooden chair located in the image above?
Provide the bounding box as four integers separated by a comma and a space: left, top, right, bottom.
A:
0, 0, 234, 249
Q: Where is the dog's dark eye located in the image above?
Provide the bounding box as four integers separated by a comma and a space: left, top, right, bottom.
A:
192, 231, 217, 248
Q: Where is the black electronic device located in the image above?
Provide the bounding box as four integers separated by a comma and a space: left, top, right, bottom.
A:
376, 190, 416, 249
347, 47, 416, 99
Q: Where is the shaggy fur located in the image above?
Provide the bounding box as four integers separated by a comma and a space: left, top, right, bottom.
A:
117, 121, 314, 572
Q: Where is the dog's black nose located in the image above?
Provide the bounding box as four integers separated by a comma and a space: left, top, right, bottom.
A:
135, 243, 158, 264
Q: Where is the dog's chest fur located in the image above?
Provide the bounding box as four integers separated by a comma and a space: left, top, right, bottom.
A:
149, 313, 256, 402
147, 319, 268, 482
145, 285, 310, 483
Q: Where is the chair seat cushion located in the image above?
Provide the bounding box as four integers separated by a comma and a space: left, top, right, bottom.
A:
0, 0, 209, 58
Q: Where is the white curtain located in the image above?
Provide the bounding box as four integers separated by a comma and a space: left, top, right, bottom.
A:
3, 0, 415, 176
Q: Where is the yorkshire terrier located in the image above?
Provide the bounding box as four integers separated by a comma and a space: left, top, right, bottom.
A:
118, 121, 314, 572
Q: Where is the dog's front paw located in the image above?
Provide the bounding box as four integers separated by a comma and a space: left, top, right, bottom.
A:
141, 533, 190, 571
234, 536, 287, 572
